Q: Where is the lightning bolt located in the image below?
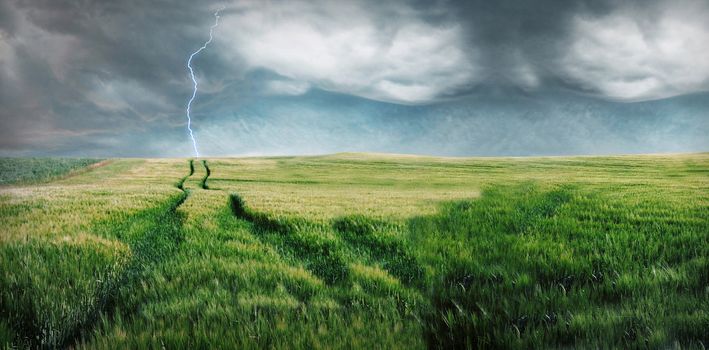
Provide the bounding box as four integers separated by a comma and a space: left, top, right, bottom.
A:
186, 7, 223, 157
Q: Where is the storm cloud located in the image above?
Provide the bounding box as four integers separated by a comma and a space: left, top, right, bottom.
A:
0, 0, 707, 156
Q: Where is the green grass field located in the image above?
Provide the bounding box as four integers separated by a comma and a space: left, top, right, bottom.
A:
0, 158, 103, 185
0, 153, 707, 348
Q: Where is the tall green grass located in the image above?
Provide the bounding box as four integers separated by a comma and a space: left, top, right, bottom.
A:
0, 192, 186, 347
411, 183, 707, 348
0, 159, 188, 347
1, 154, 706, 348
79, 170, 423, 349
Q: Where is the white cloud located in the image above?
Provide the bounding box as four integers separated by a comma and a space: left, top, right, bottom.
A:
561, 0, 709, 101
219, 0, 476, 104
263, 79, 310, 96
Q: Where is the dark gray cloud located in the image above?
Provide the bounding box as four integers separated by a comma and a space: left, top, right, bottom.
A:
0, 0, 707, 156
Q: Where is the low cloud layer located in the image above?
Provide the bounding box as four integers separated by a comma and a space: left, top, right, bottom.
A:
0, 0, 707, 156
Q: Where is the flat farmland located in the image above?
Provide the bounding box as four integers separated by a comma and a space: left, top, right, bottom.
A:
1, 153, 707, 348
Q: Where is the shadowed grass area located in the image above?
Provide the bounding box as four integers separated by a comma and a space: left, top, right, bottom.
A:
230, 194, 349, 284
333, 215, 423, 286
411, 183, 708, 348
0, 158, 103, 185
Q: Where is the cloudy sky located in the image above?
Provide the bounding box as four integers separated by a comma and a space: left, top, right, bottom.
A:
1, 0, 707, 157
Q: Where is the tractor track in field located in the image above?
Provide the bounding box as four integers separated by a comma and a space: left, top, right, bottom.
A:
60, 159, 195, 349
228, 192, 424, 288
200, 160, 211, 189
176, 159, 195, 191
